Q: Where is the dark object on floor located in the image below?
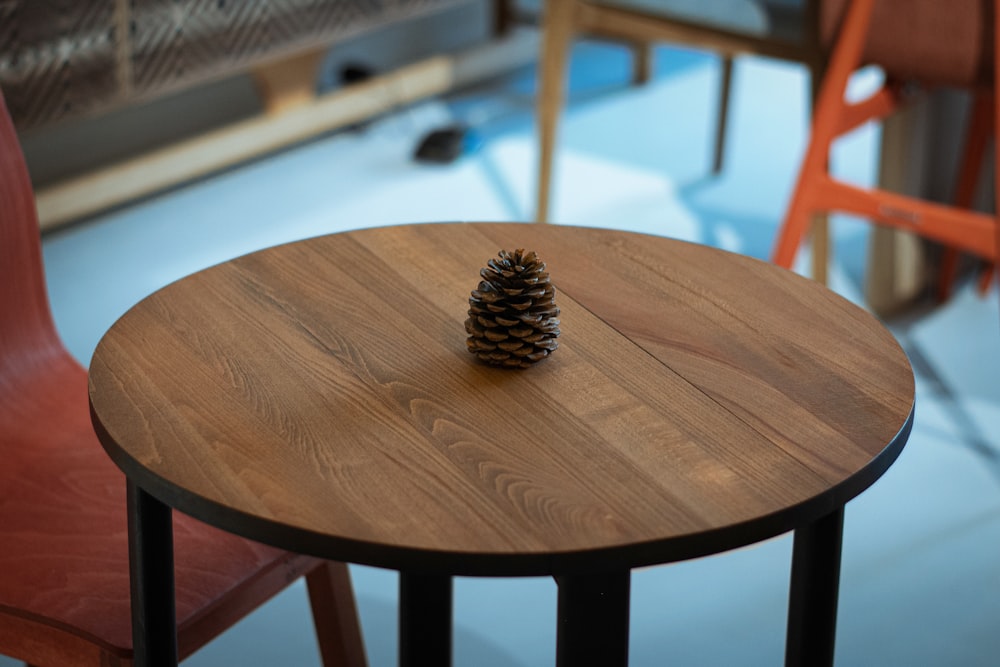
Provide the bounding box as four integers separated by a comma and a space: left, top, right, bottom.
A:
414, 125, 473, 164
340, 62, 375, 85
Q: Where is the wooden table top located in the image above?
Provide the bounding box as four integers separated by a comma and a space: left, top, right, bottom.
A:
89, 223, 914, 576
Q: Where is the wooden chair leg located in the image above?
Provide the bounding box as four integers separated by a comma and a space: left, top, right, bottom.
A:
306, 562, 368, 667
712, 55, 734, 174
810, 216, 831, 284
807, 62, 831, 285
492, 0, 513, 36
630, 41, 654, 85
976, 265, 995, 293
535, 0, 578, 223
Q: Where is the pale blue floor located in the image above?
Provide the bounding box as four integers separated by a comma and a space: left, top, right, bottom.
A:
7, 41, 1000, 666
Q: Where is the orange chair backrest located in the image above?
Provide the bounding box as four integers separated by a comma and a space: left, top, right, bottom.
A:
821, 0, 994, 87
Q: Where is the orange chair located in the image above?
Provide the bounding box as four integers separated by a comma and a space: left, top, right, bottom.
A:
0, 89, 367, 667
772, 0, 999, 292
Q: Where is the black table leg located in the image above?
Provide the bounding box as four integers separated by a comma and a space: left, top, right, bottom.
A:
399, 572, 453, 667
556, 570, 631, 667
786, 506, 845, 667
127, 480, 178, 667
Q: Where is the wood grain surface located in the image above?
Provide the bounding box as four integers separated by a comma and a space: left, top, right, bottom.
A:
89, 223, 914, 575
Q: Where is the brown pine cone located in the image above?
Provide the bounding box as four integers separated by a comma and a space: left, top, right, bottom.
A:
465, 248, 560, 368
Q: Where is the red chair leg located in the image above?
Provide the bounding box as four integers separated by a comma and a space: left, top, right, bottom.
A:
995, 0, 1000, 307
306, 561, 368, 667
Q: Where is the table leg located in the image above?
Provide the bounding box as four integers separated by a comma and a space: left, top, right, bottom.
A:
399, 572, 452, 667
126, 480, 178, 667
785, 506, 845, 667
556, 571, 631, 667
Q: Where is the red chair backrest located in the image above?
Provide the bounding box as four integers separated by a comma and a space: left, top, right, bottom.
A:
0, 89, 65, 387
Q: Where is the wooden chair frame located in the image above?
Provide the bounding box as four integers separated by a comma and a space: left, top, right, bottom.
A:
535, 0, 832, 275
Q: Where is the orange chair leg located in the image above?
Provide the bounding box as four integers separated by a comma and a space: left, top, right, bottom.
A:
936, 91, 993, 302
772, 0, 878, 271
976, 265, 995, 293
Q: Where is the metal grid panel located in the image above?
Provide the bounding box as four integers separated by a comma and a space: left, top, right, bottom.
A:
0, 0, 463, 130
0, 0, 119, 129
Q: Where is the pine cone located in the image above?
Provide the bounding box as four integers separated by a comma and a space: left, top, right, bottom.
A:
465, 249, 561, 368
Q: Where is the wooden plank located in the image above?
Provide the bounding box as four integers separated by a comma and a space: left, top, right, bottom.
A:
35, 28, 540, 231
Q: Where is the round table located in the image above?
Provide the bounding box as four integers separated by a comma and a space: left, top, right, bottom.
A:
89, 222, 914, 666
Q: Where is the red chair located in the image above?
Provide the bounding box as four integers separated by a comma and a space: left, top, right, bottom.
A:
771, 0, 999, 293
0, 88, 367, 667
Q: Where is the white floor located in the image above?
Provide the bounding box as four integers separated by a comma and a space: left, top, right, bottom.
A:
8, 40, 1000, 667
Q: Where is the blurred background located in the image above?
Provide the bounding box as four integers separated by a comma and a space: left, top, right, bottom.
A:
2, 1, 998, 664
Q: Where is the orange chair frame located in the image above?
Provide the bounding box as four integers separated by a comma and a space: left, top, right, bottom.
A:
772, 0, 1000, 288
